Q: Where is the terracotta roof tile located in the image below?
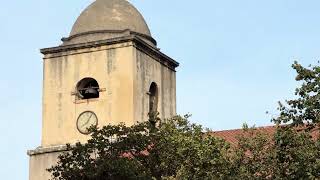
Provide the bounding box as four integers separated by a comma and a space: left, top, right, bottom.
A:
208, 125, 319, 146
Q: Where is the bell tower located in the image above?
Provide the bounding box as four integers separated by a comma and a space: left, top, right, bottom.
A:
28, 0, 179, 180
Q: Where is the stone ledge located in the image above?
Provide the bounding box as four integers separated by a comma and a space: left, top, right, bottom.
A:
41, 35, 136, 55
40, 35, 179, 71
62, 29, 157, 47
27, 145, 68, 156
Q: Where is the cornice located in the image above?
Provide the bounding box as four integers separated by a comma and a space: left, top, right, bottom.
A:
40, 35, 179, 70
133, 37, 179, 71
27, 145, 68, 156
61, 29, 157, 46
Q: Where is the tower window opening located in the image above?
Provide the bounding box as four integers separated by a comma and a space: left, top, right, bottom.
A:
76, 78, 100, 99
149, 82, 158, 114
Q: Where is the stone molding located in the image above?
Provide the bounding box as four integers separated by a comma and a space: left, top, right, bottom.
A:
40, 35, 179, 71
27, 145, 68, 156
62, 29, 157, 46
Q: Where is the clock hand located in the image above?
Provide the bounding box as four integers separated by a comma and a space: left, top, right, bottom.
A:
81, 114, 94, 128
81, 119, 90, 128
88, 114, 93, 121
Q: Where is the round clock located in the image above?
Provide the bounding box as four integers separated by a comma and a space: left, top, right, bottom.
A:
77, 111, 98, 134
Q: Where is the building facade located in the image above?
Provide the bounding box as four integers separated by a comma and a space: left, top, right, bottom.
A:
28, 0, 179, 179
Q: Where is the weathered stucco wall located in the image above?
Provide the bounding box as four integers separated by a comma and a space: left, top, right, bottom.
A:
133, 48, 176, 122
29, 150, 61, 180
30, 38, 178, 180
42, 42, 135, 147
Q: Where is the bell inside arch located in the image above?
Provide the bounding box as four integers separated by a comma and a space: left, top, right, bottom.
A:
76, 78, 100, 99
83, 87, 99, 99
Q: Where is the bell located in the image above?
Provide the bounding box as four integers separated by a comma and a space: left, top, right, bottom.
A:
83, 88, 99, 99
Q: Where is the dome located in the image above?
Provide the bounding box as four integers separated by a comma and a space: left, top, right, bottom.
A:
62, 0, 155, 46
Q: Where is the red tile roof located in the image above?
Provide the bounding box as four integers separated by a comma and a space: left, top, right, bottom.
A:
209, 125, 319, 146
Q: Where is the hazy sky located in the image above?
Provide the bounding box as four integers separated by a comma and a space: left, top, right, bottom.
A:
1, 0, 320, 179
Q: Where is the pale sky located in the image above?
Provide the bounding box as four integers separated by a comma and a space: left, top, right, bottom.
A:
1, 0, 320, 179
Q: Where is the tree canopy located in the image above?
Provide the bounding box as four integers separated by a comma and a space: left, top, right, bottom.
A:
48, 115, 233, 180
274, 61, 320, 128
49, 62, 320, 180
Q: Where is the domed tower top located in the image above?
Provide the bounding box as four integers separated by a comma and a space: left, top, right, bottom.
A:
62, 0, 156, 46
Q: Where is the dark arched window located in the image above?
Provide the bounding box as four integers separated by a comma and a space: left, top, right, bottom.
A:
149, 82, 158, 114
76, 78, 100, 99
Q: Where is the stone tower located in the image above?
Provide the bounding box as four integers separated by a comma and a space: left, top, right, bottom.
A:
27, 0, 179, 179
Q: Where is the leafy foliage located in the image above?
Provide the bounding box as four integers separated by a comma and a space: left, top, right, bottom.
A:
48, 115, 231, 180
49, 62, 320, 179
49, 116, 320, 180
274, 61, 320, 127
232, 126, 320, 179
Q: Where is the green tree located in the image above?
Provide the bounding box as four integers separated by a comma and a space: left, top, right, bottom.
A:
49, 62, 320, 180
48, 115, 231, 180
231, 62, 320, 179
274, 61, 320, 128
231, 126, 320, 180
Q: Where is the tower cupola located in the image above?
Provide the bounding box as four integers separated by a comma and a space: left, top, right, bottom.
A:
62, 0, 156, 46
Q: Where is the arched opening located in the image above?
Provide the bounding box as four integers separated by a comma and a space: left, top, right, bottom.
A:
149, 82, 158, 114
76, 78, 100, 99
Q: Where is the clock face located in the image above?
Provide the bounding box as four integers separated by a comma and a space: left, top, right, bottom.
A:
77, 111, 98, 134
